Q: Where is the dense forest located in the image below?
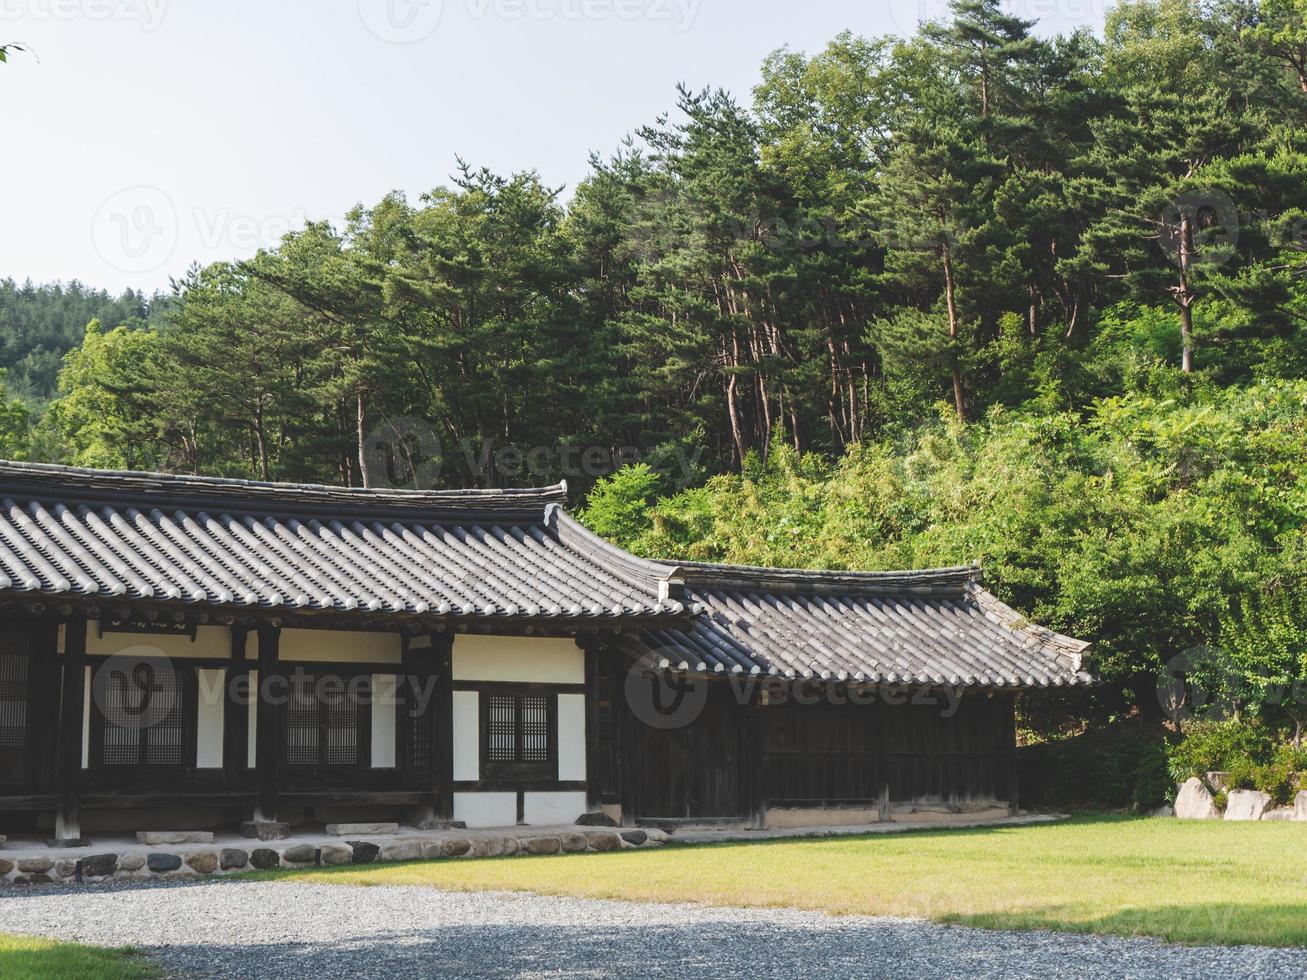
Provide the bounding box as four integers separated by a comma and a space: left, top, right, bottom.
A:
4, 0, 1307, 770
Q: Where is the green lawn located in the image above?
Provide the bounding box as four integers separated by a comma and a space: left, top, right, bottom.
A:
270, 815, 1307, 947
0, 935, 157, 980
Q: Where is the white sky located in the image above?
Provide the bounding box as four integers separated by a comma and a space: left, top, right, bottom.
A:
2, 0, 1108, 295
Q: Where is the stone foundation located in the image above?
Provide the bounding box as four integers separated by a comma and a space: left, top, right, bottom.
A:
0, 826, 668, 888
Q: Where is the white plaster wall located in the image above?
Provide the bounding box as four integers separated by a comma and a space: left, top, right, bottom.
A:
557, 693, 586, 781
279, 628, 401, 664
452, 690, 479, 781
523, 791, 587, 826
454, 792, 516, 828
86, 623, 230, 660
371, 673, 397, 768
81, 666, 90, 769
452, 635, 583, 684
196, 667, 225, 768
247, 669, 258, 768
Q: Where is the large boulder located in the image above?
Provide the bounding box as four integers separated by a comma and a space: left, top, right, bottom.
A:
82, 854, 118, 878
186, 852, 219, 874
1225, 789, 1271, 821
147, 853, 183, 873
1174, 777, 1220, 820
575, 811, 618, 828
1295, 791, 1307, 822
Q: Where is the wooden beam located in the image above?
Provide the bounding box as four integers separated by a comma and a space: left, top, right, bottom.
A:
1007, 692, 1020, 815
223, 626, 249, 794
55, 613, 87, 841
254, 624, 281, 822
29, 619, 61, 795
582, 638, 602, 813
432, 635, 454, 822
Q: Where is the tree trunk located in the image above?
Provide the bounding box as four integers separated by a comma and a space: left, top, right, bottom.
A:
1177, 212, 1196, 374
356, 390, 371, 488
942, 242, 966, 422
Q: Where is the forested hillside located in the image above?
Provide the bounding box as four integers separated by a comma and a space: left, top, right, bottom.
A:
4, 0, 1307, 738
0, 279, 163, 405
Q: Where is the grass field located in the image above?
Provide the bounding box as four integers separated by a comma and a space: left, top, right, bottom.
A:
270, 814, 1307, 947
0, 934, 156, 980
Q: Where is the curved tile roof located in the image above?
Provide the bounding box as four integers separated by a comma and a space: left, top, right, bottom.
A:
0, 462, 1092, 687
622, 561, 1091, 689
0, 461, 679, 621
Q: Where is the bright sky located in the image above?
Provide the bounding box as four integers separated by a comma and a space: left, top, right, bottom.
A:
3, 0, 1108, 294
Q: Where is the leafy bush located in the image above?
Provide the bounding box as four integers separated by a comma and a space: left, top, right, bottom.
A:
1167, 719, 1305, 804
1131, 740, 1174, 811
1020, 723, 1172, 811
1166, 718, 1277, 782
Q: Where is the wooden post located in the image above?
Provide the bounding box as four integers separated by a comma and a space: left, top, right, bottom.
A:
1007, 692, 1021, 815
254, 624, 281, 823
30, 619, 61, 795
55, 613, 87, 842
223, 626, 249, 794
582, 637, 602, 813
432, 635, 453, 823
741, 687, 765, 829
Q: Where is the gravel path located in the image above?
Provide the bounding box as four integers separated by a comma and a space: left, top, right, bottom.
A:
2, 880, 1305, 979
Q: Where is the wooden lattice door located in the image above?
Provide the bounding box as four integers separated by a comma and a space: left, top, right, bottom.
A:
0, 629, 34, 791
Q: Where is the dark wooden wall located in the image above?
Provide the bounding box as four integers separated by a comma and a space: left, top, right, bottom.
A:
605, 672, 1016, 823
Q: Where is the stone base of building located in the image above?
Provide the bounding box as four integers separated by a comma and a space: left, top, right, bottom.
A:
0, 825, 669, 887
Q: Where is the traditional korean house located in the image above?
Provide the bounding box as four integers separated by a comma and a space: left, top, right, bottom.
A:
0, 462, 1090, 840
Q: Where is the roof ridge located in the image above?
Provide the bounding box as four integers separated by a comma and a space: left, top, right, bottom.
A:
654, 557, 982, 597
548, 508, 684, 604
0, 460, 567, 516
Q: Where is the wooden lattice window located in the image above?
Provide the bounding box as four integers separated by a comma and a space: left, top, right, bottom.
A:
96, 659, 187, 768
481, 690, 555, 780
0, 634, 30, 749
286, 671, 366, 769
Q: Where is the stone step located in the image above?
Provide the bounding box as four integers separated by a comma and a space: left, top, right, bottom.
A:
136, 831, 215, 846
324, 822, 399, 836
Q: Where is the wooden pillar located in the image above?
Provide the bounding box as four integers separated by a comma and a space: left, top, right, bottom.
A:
30, 619, 62, 795
582, 637, 602, 813
223, 626, 249, 794
741, 687, 765, 829
432, 635, 454, 823
1007, 692, 1021, 815
55, 613, 87, 842
254, 624, 281, 823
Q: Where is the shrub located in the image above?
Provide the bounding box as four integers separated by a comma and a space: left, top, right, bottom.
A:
1166, 718, 1276, 782
1131, 740, 1173, 811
